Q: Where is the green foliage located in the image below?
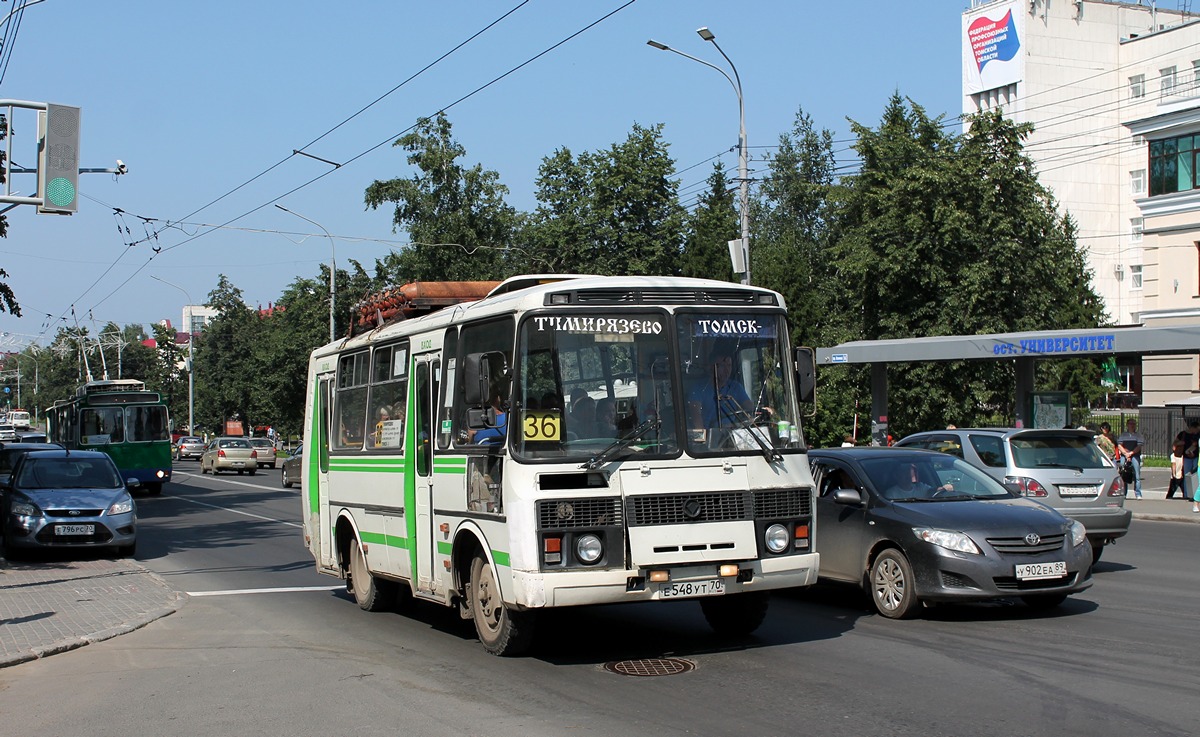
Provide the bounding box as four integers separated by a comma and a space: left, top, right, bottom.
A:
679, 163, 736, 283
366, 112, 516, 282
522, 123, 686, 275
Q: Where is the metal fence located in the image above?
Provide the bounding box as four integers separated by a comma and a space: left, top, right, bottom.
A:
1083, 408, 1200, 460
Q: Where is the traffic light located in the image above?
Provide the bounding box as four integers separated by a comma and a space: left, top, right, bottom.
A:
37, 104, 81, 214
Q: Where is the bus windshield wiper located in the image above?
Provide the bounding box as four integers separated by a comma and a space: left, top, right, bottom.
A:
581, 419, 661, 470
718, 396, 781, 463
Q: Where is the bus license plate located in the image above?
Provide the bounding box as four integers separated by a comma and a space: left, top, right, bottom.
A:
1015, 561, 1066, 581
661, 579, 725, 599
56, 524, 94, 536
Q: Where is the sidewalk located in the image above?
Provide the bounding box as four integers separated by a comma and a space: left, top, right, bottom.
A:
0, 469, 1196, 668
0, 556, 186, 667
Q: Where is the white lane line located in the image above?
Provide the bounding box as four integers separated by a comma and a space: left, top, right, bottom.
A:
171, 494, 303, 528
186, 585, 343, 597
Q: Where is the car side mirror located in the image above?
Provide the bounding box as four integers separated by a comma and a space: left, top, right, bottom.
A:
126, 477, 142, 490
832, 487, 862, 506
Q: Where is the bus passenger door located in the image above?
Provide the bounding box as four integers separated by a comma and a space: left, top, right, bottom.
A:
413, 356, 438, 595
315, 375, 335, 570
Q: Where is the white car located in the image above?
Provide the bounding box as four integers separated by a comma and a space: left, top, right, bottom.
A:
0, 423, 17, 441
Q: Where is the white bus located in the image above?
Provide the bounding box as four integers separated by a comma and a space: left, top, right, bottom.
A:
300, 275, 820, 655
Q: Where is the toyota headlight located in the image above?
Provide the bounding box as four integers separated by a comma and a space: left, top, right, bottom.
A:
913, 527, 981, 555
108, 495, 134, 516
1069, 520, 1088, 548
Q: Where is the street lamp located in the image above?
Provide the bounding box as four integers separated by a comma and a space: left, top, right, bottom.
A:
151, 276, 195, 436
276, 203, 337, 343
648, 27, 751, 285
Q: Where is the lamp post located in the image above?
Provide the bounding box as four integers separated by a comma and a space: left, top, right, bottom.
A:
276, 203, 337, 343
151, 276, 195, 435
648, 27, 750, 285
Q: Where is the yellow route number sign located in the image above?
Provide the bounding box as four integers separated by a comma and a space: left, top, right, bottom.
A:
522, 410, 562, 442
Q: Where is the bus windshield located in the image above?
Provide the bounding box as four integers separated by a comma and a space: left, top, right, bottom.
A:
512, 310, 801, 462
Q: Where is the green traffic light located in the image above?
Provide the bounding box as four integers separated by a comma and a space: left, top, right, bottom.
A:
46, 177, 76, 207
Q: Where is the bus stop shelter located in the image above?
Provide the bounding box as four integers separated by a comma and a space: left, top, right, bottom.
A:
816, 325, 1200, 445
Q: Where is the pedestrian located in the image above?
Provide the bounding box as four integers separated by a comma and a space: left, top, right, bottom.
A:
1167, 439, 1187, 500
841, 434, 855, 447
1116, 418, 1145, 499
1095, 421, 1117, 461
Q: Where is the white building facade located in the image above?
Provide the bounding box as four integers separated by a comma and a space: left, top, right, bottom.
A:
963, 0, 1200, 405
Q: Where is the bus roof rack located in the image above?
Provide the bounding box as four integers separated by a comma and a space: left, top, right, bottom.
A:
351, 281, 501, 336
78, 379, 146, 396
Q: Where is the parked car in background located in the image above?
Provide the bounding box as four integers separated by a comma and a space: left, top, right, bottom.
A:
0, 442, 62, 485
17, 432, 48, 443
199, 437, 258, 475
175, 436, 206, 461
248, 438, 277, 469
1, 449, 138, 559
895, 428, 1130, 562
280, 446, 302, 489
809, 447, 1093, 619
0, 423, 17, 442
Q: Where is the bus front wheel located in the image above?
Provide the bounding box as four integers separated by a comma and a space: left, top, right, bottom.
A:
699, 590, 770, 636
470, 553, 534, 656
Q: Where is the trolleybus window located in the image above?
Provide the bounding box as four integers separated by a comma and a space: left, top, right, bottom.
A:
126, 405, 169, 442
81, 407, 124, 444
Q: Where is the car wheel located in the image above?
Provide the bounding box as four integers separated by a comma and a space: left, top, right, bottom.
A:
115, 542, 136, 558
470, 552, 535, 656
869, 549, 920, 619
282, 468, 293, 489
248, 468, 256, 476
348, 538, 396, 612
237, 470, 244, 475
699, 591, 769, 636
1022, 593, 1068, 611
1090, 543, 1104, 564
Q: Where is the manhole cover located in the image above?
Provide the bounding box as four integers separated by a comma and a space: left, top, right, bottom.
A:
603, 657, 696, 677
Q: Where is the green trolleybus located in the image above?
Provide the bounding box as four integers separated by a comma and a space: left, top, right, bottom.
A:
47, 379, 173, 495
301, 275, 820, 655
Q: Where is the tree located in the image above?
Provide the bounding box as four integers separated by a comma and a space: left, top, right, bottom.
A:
366, 112, 516, 282
827, 97, 1105, 437
193, 275, 256, 434
679, 163, 737, 282
522, 123, 686, 276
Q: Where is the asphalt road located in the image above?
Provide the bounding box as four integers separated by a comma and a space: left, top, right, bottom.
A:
0, 462, 1196, 737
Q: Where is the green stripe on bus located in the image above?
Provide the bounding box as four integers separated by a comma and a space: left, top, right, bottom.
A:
437, 540, 453, 556
330, 456, 405, 465
360, 530, 410, 550
434, 457, 467, 466
307, 383, 322, 515
328, 465, 405, 474
492, 551, 511, 568
433, 467, 466, 475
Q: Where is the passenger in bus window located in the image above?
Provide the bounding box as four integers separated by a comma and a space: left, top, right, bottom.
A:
594, 398, 618, 438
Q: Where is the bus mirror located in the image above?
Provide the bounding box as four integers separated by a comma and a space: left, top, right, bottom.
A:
794, 347, 816, 405
464, 352, 492, 406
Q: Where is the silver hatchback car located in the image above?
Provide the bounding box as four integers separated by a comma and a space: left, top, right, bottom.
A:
896, 428, 1130, 562
1, 449, 137, 559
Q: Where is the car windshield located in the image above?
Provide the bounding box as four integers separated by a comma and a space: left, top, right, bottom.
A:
860, 454, 1013, 501
250, 439, 273, 448
183, 437, 202, 444
219, 439, 251, 449
1009, 434, 1109, 470
16, 457, 123, 489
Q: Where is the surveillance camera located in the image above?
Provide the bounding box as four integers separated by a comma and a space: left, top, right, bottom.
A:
116, 159, 127, 175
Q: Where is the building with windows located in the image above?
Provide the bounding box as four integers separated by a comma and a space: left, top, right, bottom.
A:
963, 0, 1200, 405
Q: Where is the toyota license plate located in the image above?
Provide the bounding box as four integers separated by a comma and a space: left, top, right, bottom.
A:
1015, 561, 1066, 580
55, 524, 94, 536
661, 579, 725, 599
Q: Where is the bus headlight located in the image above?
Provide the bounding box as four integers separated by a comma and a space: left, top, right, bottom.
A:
764, 523, 789, 554
575, 534, 603, 564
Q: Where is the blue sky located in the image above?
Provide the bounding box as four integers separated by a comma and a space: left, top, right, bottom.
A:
0, 0, 976, 349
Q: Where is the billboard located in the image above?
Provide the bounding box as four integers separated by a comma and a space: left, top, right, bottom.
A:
963, 0, 1024, 95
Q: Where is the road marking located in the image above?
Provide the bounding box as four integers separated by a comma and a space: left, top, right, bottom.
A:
169, 489, 303, 528
186, 585, 343, 597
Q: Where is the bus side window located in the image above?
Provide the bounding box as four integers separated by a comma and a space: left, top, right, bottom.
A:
334, 351, 369, 451
452, 318, 514, 448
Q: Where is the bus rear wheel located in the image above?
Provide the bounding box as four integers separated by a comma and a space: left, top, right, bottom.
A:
348, 539, 395, 612
470, 553, 534, 656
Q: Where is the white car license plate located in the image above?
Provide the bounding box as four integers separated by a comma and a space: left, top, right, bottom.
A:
231, 461, 244, 467
55, 524, 94, 536
661, 579, 725, 598
1015, 561, 1067, 580
1057, 484, 1100, 497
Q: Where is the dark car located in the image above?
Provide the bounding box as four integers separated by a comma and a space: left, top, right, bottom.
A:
280, 446, 302, 489
1, 449, 138, 559
0, 442, 63, 486
895, 428, 1129, 562
809, 447, 1092, 619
